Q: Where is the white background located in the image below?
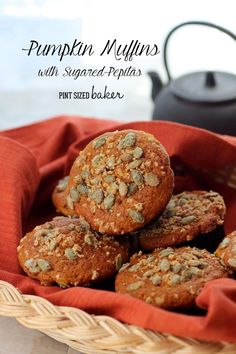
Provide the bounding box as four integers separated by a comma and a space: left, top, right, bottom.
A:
0, 0, 236, 129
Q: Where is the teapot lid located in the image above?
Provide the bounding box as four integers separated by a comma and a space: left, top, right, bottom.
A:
170, 71, 236, 103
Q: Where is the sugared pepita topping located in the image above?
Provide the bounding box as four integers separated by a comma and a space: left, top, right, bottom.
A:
116, 246, 231, 308
120, 247, 210, 290
66, 129, 174, 234
138, 190, 226, 249
152, 191, 224, 231
17, 216, 129, 287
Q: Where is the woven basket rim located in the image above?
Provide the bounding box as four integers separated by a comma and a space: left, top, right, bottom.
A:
0, 280, 236, 354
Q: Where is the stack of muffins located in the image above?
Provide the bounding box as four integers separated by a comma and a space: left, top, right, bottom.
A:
17, 129, 235, 310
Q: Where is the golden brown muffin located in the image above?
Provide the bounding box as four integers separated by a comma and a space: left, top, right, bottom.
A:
215, 231, 236, 271
115, 246, 231, 310
17, 216, 129, 287
137, 191, 225, 250
52, 176, 76, 217
65, 129, 174, 235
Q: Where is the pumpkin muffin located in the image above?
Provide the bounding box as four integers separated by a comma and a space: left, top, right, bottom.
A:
137, 191, 225, 250
65, 129, 174, 235
115, 246, 231, 310
17, 216, 129, 287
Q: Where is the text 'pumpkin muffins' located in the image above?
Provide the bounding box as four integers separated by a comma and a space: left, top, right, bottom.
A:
17, 216, 129, 287
137, 191, 225, 250
66, 130, 174, 234
115, 247, 231, 310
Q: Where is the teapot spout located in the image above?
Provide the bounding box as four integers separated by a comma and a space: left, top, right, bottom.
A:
147, 71, 163, 102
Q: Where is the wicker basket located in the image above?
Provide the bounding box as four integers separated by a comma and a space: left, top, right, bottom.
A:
1, 123, 236, 353
0, 281, 236, 354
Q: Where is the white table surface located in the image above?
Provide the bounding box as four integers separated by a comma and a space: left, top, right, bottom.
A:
0, 316, 81, 354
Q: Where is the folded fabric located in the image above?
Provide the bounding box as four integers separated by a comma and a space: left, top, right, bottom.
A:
0, 116, 236, 342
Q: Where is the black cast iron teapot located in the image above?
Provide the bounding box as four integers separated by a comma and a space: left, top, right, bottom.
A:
148, 21, 236, 135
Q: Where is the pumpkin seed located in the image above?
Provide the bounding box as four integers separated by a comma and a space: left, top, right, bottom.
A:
38, 259, 51, 271
93, 136, 106, 149
81, 170, 90, 180
118, 132, 136, 149
64, 248, 78, 260
77, 184, 89, 195
160, 259, 170, 272
70, 187, 80, 202
190, 266, 201, 275
170, 274, 181, 285
144, 173, 160, 187
133, 146, 143, 158
131, 171, 143, 186
151, 275, 162, 285
84, 234, 95, 246
127, 159, 142, 170
92, 154, 102, 167
90, 189, 104, 204
108, 182, 118, 194
166, 199, 175, 209
159, 248, 174, 258
66, 195, 74, 210
181, 215, 196, 225
24, 259, 40, 273
172, 263, 182, 274
24, 259, 36, 268
104, 175, 115, 183
128, 183, 138, 195
178, 197, 188, 206
104, 194, 115, 209
127, 281, 143, 291
119, 182, 128, 197
129, 210, 144, 223
121, 153, 133, 162
106, 156, 116, 169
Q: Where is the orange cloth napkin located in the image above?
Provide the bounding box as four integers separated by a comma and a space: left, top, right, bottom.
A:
1, 116, 236, 342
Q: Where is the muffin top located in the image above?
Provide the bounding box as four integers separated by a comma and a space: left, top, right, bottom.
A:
138, 191, 225, 250
115, 246, 231, 310
17, 216, 130, 287
66, 129, 174, 234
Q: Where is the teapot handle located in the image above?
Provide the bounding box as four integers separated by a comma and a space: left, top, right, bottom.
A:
163, 21, 236, 82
